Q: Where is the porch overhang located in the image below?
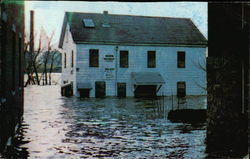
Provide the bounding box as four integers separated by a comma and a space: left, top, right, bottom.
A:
131, 72, 165, 85
77, 82, 92, 90
61, 83, 72, 88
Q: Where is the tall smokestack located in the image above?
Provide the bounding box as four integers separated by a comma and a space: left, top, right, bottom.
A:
30, 10, 34, 53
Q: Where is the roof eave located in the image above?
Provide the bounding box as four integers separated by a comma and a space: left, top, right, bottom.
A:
74, 41, 208, 48
58, 13, 69, 49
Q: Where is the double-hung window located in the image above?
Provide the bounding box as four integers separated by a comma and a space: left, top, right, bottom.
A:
147, 51, 156, 68
120, 51, 128, 68
177, 81, 186, 97
89, 49, 99, 67
177, 51, 185, 68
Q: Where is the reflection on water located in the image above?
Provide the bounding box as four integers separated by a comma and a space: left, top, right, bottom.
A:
2, 85, 207, 158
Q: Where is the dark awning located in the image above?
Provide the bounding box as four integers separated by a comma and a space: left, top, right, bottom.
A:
77, 82, 92, 89
131, 72, 165, 85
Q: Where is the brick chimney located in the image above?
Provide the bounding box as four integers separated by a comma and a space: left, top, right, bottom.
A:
102, 11, 110, 27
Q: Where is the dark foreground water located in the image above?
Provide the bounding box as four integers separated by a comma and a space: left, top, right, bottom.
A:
2, 85, 207, 158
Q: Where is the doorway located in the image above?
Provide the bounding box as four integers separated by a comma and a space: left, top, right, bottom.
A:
78, 89, 90, 98
95, 81, 106, 98
134, 85, 157, 98
117, 83, 126, 97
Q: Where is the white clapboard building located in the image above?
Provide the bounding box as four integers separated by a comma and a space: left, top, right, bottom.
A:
59, 11, 207, 98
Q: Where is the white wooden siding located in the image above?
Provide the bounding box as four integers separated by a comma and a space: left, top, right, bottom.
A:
74, 44, 207, 97
61, 23, 77, 94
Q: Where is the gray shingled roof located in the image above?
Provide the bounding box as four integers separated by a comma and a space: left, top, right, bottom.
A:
59, 12, 207, 48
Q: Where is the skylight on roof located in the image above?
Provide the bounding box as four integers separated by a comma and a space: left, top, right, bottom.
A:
83, 19, 95, 28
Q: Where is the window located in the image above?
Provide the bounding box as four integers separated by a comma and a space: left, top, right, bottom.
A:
147, 51, 156, 68
18, 36, 22, 87
89, 49, 99, 67
177, 51, 185, 68
177, 81, 186, 97
12, 31, 16, 91
83, 19, 95, 28
64, 53, 66, 68
71, 50, 74, 68
120, 51, 128, 68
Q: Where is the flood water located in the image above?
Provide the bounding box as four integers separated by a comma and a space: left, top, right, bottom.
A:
2, 85, 208, 158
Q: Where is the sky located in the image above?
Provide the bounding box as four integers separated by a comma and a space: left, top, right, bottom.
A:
25, 1, 207, 49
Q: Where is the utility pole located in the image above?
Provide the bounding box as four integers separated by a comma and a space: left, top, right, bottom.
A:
29, 10, 40, 85
26, 10, 35, 85
30, 10, 34, 56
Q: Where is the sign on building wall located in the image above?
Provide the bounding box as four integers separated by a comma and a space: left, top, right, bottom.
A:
104, 54, 115, 80
104, 54, 114, 61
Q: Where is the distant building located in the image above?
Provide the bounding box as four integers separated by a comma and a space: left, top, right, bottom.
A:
0, 0, 24, 152
59, 11, 207, 98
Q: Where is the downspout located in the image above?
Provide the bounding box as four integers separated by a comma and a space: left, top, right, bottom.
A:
241, 3, 245, 114
115, 45, 119, 96
242, 61, 244, 114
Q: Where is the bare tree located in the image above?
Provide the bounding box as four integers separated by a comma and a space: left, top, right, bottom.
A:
48, 50, 59, 85
24, 28, 58, 86
40, 30, 56, 85
190, 57, 207, 91
24, 31, 44, 86
32, 33, 44, 85
24, 27, 62, 86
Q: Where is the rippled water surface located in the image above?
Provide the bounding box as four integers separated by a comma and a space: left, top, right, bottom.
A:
3, 85, 207, 158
